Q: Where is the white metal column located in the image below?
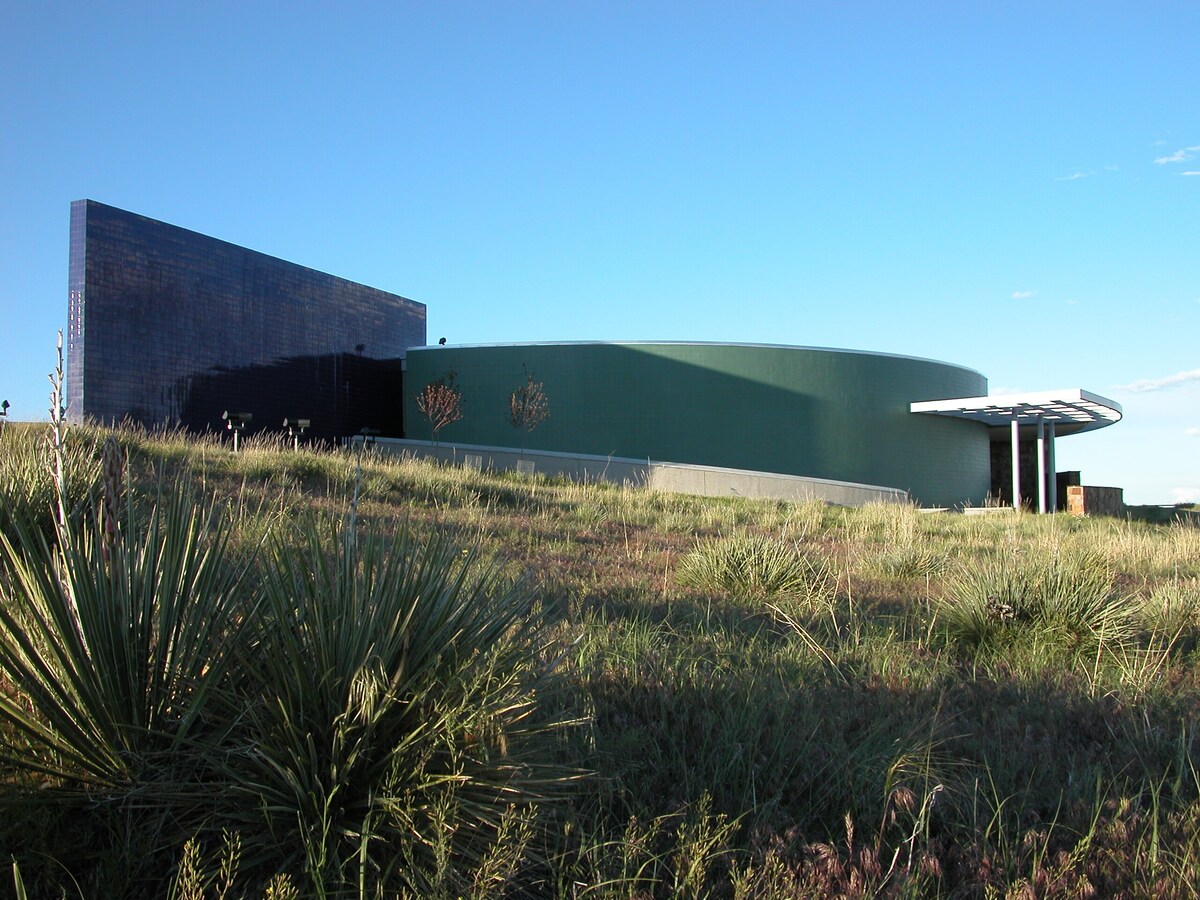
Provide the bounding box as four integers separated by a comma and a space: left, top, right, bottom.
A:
1036, 417, 1046, 514
1047, 420, 1057, 512
1011, 417, 1021, 511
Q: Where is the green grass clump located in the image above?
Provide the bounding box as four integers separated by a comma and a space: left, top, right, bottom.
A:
229, 516, 572, 896
868, 543, 948, 579
675, 532, 833, 604
1139, 579, 1200, 651
0, 423, 101, 539
939, 546, 1136, 655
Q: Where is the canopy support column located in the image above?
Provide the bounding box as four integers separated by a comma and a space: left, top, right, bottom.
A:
1036, 417, 1046, 514
1047, 420, 1057, 512
1011, 417, 1021, 511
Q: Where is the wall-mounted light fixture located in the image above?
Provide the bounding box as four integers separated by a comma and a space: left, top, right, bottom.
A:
352, 426, 382, 455
0, 400, 9, 438
222, 410, 252, 452
283, 417, 311, 451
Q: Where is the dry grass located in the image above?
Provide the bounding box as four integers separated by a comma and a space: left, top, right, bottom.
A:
3, 426, 1199, 897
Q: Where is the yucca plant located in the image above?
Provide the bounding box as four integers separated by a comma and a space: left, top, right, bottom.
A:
0, 479, 256, 897
228, 515, 573, 896
0, 485, 250, 784
676, 532, 832, 604
939, 547, 1135, 655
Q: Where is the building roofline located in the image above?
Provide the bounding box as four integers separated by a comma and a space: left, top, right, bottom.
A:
73, 199, 424, 310
408, 339, 987, 379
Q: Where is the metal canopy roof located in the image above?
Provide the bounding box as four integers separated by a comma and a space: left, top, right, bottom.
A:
910, 388, 1123, 439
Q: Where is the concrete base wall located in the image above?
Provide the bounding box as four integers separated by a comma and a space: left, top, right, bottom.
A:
375, 439, 909, 507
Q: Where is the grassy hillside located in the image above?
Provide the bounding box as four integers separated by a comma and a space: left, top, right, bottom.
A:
2, 422, 1199, 897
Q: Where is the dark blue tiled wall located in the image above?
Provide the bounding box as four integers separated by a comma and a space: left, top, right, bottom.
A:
67, 200, 425, 441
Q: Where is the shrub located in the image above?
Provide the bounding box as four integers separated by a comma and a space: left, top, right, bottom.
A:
226, 516, 574, 896
0, 480, 252, 892
1139, 579, 1200, 651
868, 544, 948, 580
676, 532, 832, 604
939, 546, 1136, 655
0, 483, 247, 787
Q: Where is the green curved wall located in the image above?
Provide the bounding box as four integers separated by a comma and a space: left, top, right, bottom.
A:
404, 342, 991, 507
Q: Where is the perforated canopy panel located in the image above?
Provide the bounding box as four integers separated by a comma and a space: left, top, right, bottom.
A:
910, 388, 1122, 438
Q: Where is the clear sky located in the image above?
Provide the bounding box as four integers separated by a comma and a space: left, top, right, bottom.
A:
1, 2, 1196, 504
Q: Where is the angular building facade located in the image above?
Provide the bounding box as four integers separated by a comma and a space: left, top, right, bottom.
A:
67, 200, 425, 440
64, 201, 1121, 509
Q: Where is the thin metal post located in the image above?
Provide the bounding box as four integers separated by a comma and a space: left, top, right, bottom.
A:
1036, 417, 1046, 514
1011, 417, 1021, 511
1047, 420, 1057, 512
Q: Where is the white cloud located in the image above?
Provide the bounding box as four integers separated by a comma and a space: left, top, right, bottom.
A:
1116, 368, 1200, 393
1057, 165, 1118, 181
1171, 486, 1200, 504
1155, 147, 1198, 164
1011, 290, 1035, 300
1182, 171, 1200, 177
1187, 427, 1200, 437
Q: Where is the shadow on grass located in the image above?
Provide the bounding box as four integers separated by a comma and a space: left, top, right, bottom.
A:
569, 643, 1199, 856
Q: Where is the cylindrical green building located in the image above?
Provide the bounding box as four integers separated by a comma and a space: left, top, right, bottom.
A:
404, 342, 991, 507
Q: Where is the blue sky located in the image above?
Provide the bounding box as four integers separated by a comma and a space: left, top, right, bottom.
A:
1, 2, 1196, 504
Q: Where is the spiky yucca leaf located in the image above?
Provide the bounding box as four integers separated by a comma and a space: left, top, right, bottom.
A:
0, 485, 251, 789
230, 516, 572, 895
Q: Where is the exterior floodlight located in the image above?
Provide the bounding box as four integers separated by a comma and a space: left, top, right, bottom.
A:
283, 417, 311, 451
222, 410, 253, 452
350, 427, 382, 463
0, 400, 8, 437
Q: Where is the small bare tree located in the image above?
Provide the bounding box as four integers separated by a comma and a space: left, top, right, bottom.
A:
507, 367, 549, 456
415, 370, 463, 446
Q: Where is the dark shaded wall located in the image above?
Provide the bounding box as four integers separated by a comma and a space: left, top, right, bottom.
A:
990, 439, 1061, 510
180, 354, 404, 443
67, 200, 424, 441
405, 342, 991, 507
